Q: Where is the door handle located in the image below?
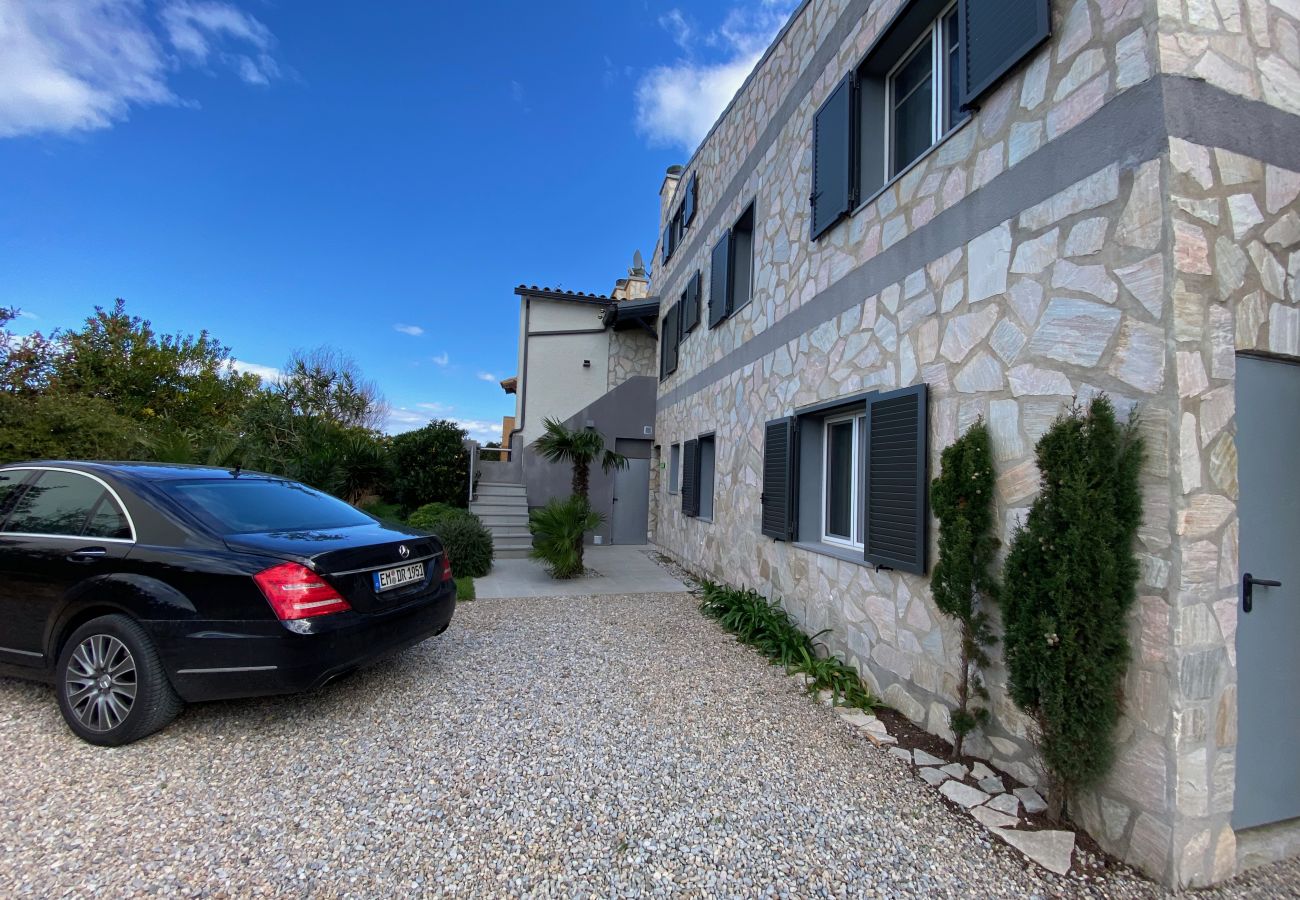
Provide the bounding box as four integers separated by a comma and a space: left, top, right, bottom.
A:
67, 547, 108, 563
1242, 572, 1282, 613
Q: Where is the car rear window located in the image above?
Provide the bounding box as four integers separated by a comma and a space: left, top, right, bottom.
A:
162, 478, 374, 534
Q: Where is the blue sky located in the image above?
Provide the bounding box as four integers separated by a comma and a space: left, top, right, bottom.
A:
0, 0, 795, 440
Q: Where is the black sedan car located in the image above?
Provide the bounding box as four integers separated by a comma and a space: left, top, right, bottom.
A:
0, 461, 456, 745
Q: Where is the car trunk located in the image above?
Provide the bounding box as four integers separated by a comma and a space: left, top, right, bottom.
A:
225, 526, 443, 613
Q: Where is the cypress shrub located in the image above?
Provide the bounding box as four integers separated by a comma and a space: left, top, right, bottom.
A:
930, 419, 999, 757
1002, 396, 1144, 821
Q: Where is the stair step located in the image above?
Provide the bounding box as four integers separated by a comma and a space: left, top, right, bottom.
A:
495, 547, 533, 559
474, 511, 528, 521
477, 483, 526, 493
486, 526, 531, 538
471, 501, 529, 513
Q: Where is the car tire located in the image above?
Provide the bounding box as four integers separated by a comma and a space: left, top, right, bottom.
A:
55, 615, 183, 746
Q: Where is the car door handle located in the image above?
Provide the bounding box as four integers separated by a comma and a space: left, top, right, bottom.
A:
67, 547, 108, 563
1242, 572, 1282, 613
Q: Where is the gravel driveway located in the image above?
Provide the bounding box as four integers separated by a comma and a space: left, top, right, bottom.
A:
1, 592, 1296, 897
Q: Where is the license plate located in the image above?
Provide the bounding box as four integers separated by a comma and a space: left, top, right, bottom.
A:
373, 562, 425, 592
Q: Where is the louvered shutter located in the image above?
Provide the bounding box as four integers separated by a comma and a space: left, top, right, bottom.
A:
811, 74, 853, 241
683, 173, 697, 226
864, 384, 928, 574
761, 418, 797, 541
708, 231, 731, 328
682, 271, 701, 334
660, 304, 679, 378
960, 0, 1051, 106
661, 222, 672, 264
681, 439, 700, 517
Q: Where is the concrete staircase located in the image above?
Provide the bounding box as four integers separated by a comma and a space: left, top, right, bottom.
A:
471, 482, 532, 559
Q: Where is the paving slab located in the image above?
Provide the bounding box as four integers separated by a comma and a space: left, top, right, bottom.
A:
475, 544, 687, 598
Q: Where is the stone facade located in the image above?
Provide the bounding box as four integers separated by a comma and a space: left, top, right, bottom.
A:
607, 327, 657, 390
646, 0, 1300, 887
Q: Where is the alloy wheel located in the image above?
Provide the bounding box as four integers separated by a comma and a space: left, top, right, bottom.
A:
64, 634, 137, 732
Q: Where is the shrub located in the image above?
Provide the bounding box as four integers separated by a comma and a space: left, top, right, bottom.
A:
529, 496, 600, 579
699, 580, 878, 711
412, 513, 492, 578
360, 499, 404, 522
407, 502, 474, 531
387, 420, 470, 511
1002, 396, 1144, 821
930, 419, 999, 756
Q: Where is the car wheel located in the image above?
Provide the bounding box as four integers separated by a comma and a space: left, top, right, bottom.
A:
56, 615, 183, 746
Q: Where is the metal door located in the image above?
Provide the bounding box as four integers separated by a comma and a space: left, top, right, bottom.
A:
1234, 353, 1300, 829
612, 459, 650, 545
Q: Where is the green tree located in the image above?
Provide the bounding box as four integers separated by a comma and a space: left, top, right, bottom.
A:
0, 308, 57, 394
0, 392, 142, 463
387, 420, 470, 511
275, 346, 387, 431
51, 299, 260, 432
930, 419, 999, 757
532, 417, 627, 501
1002, 396, 1144, 821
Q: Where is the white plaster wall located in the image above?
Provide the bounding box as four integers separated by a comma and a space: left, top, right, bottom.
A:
520, 299, 611, 445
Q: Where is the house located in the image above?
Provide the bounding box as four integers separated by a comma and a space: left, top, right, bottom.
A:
645, 0, 1300, 888
476, 255, 660, 551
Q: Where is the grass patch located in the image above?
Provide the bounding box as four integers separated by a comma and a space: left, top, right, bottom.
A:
454, 576, 475, 601
699, 580, 878, 711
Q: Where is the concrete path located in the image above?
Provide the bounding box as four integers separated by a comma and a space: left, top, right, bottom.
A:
475, 543, 687, 598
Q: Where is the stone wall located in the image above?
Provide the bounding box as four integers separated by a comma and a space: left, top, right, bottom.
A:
608, 328, 657, 389
1159, 138, 1300, 884
646, 0, 1300, 887
1158, 0, 1300, 116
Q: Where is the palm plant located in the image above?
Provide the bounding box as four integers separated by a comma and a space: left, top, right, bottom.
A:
529, 497, 602, 578
532, 417, 627, 502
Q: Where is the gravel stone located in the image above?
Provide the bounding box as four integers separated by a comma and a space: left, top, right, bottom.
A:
0, 590, 1295, 896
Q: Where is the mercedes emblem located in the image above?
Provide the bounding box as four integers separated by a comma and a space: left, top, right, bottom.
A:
398, 544, 410, 559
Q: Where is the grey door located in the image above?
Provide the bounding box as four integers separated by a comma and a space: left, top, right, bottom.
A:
612, 459, 650, 545
1234, 354, 1300, 830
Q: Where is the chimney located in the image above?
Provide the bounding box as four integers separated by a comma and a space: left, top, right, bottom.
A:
659, 164, 684, 227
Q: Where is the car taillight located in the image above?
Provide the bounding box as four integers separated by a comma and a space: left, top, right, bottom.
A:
254, 562, 352, 620
440, 552, 453, 582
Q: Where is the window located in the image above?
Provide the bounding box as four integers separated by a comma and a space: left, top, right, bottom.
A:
681, 271, 701, 337
659, 303, 680, 379
812, 0, 1051, 240
761, 385, 930, 575
3, 471, 128, 539
661, 172, 698, 264
669, 443, 681, 494
161, 478, 373, 535
85, 493, 131, 539
886, 7, 961, 178
698, 434, 716, 520
681, 434, 716, 520
823, 414, 865, 547
708, 202, 756, 327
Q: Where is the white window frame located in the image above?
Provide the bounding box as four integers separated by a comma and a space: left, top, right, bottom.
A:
884, 2, 962, 180
821, 413, 865, 549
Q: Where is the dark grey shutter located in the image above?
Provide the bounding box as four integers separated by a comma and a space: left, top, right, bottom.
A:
811, 74, 853, 241
660, 304, 679, 378
662, 222, 672, 264
864, 384, 928, 574
708, 231, 731, 328
960, 0, 1051, 106
682, 271, 701, 334
683, 173, 697, 226
682, 439, 700, 517
761, 418, 797, 541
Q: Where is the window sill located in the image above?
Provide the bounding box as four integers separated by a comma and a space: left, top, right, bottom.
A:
849, 116, 972, 220
793, 540, 871, 568
697, 516, 713, 524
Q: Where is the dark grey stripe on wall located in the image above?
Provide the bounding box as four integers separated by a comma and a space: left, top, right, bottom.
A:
658, 75, 1300, 413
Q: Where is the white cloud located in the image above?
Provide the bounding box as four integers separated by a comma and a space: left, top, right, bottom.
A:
384, 406, 501, 443
393, 323, 424, 336
0, 0, 281, 140
431, 352, 449, 367
229, 358, 281, 382
477, 371, 498, 383
659, 9, 693, 50
17, 309, 39, 320
635, 2, 796, 153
